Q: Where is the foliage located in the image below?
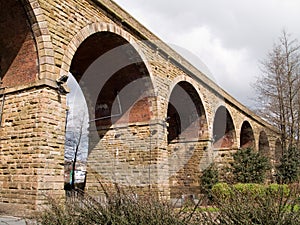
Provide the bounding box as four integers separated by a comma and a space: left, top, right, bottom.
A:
231, 148, 270, 183
211, 183, 290, 200
33, 182, 300, 225
233, 183, 265, 196
34, 187, 205, 225
200, 163, 219, 201
276, 147, 300, 184
266, 183, 290, 196
204, 183, 300, 225
211, 182, 231, 200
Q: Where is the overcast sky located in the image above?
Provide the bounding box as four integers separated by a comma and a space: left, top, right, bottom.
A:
113, 0, 300, 108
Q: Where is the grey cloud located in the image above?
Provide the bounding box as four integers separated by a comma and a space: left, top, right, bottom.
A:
114, 0, 300, 107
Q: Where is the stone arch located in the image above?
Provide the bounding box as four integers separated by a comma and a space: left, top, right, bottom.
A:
213, 106, 236, 149
275, 138, 283, 164
166, 80, 209, 201
68, 31, 156, 133
60, 22, 158, 135
166, 80, 208, 143
240, 121, 255, 149
258, 131, 270, 157
60, 22, 156, 90
166, 75, 210, 131
63, 26, 158, 193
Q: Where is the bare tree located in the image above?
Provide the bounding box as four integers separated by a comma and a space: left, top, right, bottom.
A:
65, 73, 89, 191
254, 30, 300, 150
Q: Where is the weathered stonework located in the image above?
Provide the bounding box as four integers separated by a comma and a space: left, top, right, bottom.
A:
0, 86, 66, 215
0, 0, 280, 215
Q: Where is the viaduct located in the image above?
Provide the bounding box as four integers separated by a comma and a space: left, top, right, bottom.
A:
0, 0, 281, 215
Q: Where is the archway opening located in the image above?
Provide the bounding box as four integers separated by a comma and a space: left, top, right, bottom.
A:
258, 131, 270, 157
167, 81, 208, 201
213, 106, 236, 149
240, 121, 255, 149
69, 32, 153, 131
66, 31, 155, 193
167, 81, 207, 143
64, 73, 90, 191
69, 31, 154, 145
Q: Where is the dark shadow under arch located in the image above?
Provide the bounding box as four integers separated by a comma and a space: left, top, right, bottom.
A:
240, 121, 255, 149
167, 81, 207, 143
258, 131, 270, 157
213, 106, 236, 149
69, 31, 155, 146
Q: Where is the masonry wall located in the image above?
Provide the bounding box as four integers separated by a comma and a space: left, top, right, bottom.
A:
86, 120, 170, 198
33, 0, 280, 200
0, 0, 281, 214
0, 86, 66, 215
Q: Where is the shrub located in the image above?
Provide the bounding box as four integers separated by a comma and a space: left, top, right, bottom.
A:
231, 148, 270, 183
276, 147, 300, 184
211, 182, 231, 199
34, 188, 204, 225
266, 183, 290, 196
34, 183, 300, 225
204, 183, 300, 225
200, 163, 219, 202
233, 183, 265, 196
211, 183, 290, 201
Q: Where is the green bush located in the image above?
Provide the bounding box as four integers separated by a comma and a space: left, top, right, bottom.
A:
34, 188, 205, 225
211, 182, 231, 199
200, 163, 219, 201
211, 183, 290, 200
231, 148, 270, 183
203, 183, 300, 225
276, 147, 300, 184
233, 183, 265, 196
266, 183, 290, 196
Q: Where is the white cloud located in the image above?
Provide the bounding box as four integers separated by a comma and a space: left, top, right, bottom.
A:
168, 26, 257, 105
114, 0, 300, 107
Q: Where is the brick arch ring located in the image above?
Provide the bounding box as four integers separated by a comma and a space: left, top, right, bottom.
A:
213, 104, 238, 136
59, 22, 157, 90
21, 0, 56, 81
212, 105, 238, 149
166, 75, 211, 131
239, 119, 256, 150
165, 75, 219, 172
